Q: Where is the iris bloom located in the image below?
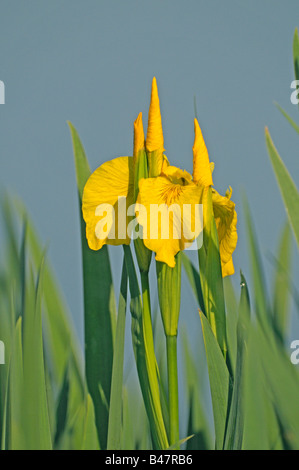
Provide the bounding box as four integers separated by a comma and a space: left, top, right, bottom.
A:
82, 78, 237, 276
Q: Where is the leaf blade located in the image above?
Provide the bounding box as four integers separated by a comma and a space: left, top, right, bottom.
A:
265, 128, 299, 249
68, 121, 117, 449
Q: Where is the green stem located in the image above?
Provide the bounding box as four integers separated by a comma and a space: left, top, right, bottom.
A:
141, 271, 151, 317
166, 335, 179, 448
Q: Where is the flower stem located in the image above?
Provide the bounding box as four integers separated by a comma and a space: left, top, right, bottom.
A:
166, 334, 179, 448
141, 271, 151, 317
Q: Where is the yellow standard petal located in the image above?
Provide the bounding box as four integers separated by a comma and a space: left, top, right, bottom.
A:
212, 188, 238, 277
136, 166, 204, 268
192, 118, 213, 187
82, 156, 134, 250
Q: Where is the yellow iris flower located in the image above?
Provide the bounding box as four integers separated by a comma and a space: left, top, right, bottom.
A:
82, 78, 237, 276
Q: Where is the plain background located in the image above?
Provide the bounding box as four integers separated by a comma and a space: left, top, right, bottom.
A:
0, 1, 299, 368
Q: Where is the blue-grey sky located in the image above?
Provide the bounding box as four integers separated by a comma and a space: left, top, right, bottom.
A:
1, 0, 299, 347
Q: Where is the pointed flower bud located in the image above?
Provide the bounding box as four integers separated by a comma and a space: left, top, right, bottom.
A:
133, 112, 145, 165
146, 77, 164, 177
132, 112, 152, 273
146, 77, 164, 152
192, 118, 213, 187
156, 254, 181, 337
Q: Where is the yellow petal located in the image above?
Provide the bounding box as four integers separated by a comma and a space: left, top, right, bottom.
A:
212, 188, 238, 277
82, 156, 134, 250
192, 118, 213, 187
133, 112, 145, 165
136, 171, 203, 267
161, 154, 170, 173
221, 258, 235, 277
162, 165, 193, 185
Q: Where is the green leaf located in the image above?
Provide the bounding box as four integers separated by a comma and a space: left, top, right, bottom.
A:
68, 121, 91, 200
22, 255, 52, 449
257, 328, 299, 449
8, 196, 86, 447
275, 103, 299, 135
203, 218, 227, 357
81, 394, 100, 450
68, 121, 117, 449
266, 128, 299, 249
186, 389, 212, 450
54, 366, 70, 448
242, 327, 282, 450
167, 434, 194, 450
123, 245, 168, 450
242, 195, 270, 330
199, 311, 231, 450
223, 277, 238, 378
107, 258, 128, 450
272, 223, 292, 340
224, 272, 251, 450
14, 196, 85, 401
181, 330, 212, 450
181, 253, 205, 313
2, 317, 23, 450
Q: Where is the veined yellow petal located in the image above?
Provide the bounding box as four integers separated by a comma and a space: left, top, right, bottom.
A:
192, 118, 213, 187
133, 112, 145, 165
146, 77, 164, 153
136, 172, 203, 268
212, 188, 238, 277
163, 165, 193, 185
82, 156, 134, 250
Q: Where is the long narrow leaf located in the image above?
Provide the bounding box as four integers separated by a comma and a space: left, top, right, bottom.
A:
265, 128, 299, 249
203, 219, 227, 357
199, 311, 231, 449
272, 223, 292, 340
275, 103, 299, 135
224, 273, 250, 450
107, 258, 128, 450
123, 245, 168, 450
68, 121, 116, 449
22, 256, 52, 449
243, 195, 270, 330
181, 253, 205, 313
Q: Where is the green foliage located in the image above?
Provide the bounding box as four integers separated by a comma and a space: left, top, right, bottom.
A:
68, 122, 116, 450
123, 245, 169, 450
107, 259, 127, 450
265, 129, 299, 249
